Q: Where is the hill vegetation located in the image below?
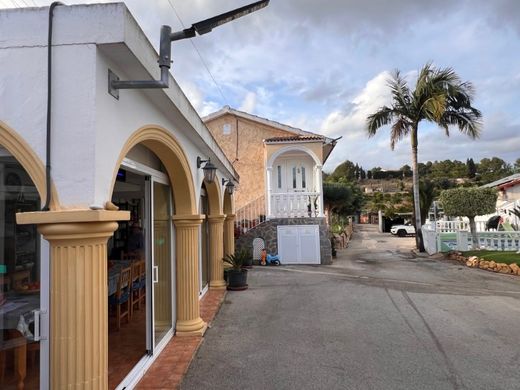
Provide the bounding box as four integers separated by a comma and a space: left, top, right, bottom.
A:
324, 157, 520, 219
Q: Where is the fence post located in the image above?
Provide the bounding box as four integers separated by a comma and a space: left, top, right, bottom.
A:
457, 231, 469, 251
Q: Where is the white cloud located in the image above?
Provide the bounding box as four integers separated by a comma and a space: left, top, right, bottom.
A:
24, 0, 520, 173
239, 91, 257, 113
320, 71, 391, 138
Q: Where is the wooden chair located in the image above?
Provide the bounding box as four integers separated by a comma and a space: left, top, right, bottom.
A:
137, 260, 146, 308
122, 251, 141, 261
109, 267, 131, 330
130, 261, 141, 317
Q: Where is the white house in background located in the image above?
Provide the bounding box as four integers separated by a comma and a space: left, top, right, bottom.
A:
483, 173, 520, 204
204, 107, 338, 265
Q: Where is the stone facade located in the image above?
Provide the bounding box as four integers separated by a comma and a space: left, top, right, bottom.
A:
235, 217, 332, 265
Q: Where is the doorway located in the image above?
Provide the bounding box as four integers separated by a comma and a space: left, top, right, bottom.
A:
108, 155, 175, 389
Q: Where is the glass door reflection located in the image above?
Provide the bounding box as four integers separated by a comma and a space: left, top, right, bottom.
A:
152, 181, 172, 347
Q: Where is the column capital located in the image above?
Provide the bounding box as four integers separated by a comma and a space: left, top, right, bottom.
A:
225, 214, 236, 221
172, 214, 205, 227
207, 214, 226, 223
16, 210, 129, 243
16, 209, 130, 225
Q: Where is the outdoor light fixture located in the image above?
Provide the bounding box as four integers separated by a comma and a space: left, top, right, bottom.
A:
108, 0, 269, 99
197, 157, 217, 183
222, 178, 235, 195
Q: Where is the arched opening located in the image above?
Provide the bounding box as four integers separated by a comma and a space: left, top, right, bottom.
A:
109, 126, 196, 215
0, 121, 59, 209
199, 183, 210, 293
107, 126, 196, 389
223, 190, 235, 257
199, 179, 222, 293
0, 144, 45, 389
267, 147, 322, 218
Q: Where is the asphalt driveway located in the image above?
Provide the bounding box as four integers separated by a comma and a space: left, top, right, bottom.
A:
182, 225, 520, 390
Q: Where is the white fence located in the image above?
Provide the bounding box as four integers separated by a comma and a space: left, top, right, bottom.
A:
270, 191, 321, 218
422, 199, 520, 254
423, 225, 520, 255
235, 195, 266, 232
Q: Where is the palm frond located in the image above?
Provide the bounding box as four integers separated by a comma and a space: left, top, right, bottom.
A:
366, 106, 395, 137
389, 117, 412, 150
441, 110, 482, 139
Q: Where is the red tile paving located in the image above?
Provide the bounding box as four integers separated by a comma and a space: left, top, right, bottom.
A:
135, 289, 226, 389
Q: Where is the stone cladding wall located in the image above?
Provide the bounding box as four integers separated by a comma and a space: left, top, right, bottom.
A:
235, 217, 332, 265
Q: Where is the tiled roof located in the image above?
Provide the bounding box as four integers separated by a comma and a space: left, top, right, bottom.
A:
482, 173, 520, 188
264, 135, 324, 143
202, 106, 333, 143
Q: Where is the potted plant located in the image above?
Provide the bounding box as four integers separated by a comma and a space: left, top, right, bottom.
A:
242, 248, 253, 269
223, 249, 250, 290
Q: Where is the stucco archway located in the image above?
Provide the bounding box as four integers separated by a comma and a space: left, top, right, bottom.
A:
0, 120, 59, 209
223, 190, 234, 215
266, 145, 322, 169
110, 125, 196, 215
204, 178, 223, 216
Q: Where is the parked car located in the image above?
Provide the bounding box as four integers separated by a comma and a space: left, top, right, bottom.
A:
390, 223, 416, 237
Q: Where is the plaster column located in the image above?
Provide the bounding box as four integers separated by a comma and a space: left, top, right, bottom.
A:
172, 214, 207, 336
316, 165, 325, 217
224, 214, 235, 257
207, 215, 226, 289
16, 210, 129, 390
266, 167, 273, 219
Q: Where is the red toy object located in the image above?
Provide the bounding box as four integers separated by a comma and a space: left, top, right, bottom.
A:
260, 249, 267, 266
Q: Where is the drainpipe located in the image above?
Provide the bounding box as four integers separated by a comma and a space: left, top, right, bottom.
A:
42, 1, 64, 211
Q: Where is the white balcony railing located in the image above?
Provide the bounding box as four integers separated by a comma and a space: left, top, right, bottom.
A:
270, 192, 321, 218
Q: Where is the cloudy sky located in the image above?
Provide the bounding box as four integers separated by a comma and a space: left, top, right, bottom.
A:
4, 0, 520, 173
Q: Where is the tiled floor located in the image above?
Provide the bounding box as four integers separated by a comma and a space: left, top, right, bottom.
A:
108, 303, 147, 390
135, 288, 226, 390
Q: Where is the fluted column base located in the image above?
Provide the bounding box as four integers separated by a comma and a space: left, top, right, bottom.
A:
16, 210, 129, 390
173, 215, 207, 336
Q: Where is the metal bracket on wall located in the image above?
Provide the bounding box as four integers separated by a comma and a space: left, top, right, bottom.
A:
108, 69, 120, 100
105, 0, 269, 99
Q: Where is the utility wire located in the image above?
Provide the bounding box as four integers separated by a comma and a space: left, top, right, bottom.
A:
165, 0, 228, 104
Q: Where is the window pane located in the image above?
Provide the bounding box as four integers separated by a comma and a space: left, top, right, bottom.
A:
302, 167, 306, 188
0, 147, 41, 388
292, 167, 296, 188
277, 166, 282, 188
223, 123, 231, 135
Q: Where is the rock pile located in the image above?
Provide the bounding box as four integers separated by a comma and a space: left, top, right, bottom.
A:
447, 252, 520, 276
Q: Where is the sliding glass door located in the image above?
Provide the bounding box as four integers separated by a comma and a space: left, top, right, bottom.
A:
151, 180, 174, 348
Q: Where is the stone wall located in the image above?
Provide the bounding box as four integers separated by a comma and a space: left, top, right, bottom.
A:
235, 217, 332, 265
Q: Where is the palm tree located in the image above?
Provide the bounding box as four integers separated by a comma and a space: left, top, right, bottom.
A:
367, 63, 482, 251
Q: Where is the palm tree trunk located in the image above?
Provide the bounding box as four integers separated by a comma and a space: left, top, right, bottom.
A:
410, 127, 425, 252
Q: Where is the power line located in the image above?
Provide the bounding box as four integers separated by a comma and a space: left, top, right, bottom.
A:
165, 0, 228, 104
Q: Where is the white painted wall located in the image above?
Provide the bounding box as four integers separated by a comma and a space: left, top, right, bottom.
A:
504, 185, 520, 202
0, 4, 235, 210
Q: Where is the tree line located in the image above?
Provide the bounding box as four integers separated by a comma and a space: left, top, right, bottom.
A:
326, 157, 520, 185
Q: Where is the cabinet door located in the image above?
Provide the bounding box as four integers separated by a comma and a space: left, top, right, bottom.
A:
298, 225, 320, 264
277, 225, 321, 264
277, 226, 299, 264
